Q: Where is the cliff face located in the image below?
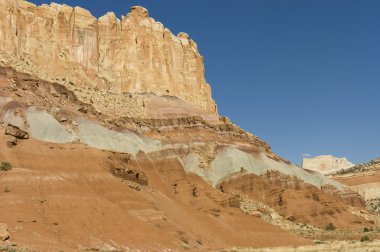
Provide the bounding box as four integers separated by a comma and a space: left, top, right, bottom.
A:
0, 0, 216, 112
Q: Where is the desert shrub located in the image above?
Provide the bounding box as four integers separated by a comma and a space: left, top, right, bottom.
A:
315, 240, 326, 244
364, 227, 370, 232
361, 235, 370, 242
0, 246, 17, 252
0, 161, 12, 171
326, 223, 336, 231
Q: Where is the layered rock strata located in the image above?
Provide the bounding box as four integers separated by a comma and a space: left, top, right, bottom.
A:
0, 3, 376, 249
0, 0, 216, 112
332, 159, 380, 212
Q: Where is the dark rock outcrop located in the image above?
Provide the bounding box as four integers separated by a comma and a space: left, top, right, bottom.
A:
5, 124, 29, 139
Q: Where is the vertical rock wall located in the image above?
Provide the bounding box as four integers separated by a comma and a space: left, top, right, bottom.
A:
0, 0, 217, 112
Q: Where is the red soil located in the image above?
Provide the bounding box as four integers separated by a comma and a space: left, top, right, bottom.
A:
333, 172, 380, 186
0, 131, 311, 251
218, 172, 372, 229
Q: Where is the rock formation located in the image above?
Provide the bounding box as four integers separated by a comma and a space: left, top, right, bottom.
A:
5, 124, 29, 139
0, 223, 9, 241
0, 1, 379, 250
302, 155, 355, 174
332, 158, 380, 212
0, 0, 216, 112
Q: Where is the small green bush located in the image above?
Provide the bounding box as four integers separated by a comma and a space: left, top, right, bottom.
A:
326, 223, 336, 231
0, 161, 12, 171
361, 235, 370, 242
364, 227, 370, 232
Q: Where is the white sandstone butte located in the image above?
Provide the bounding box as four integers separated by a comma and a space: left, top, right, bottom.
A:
302, 155, 355, 174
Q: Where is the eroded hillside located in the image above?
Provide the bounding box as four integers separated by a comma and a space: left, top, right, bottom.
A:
0, 0, 379, 251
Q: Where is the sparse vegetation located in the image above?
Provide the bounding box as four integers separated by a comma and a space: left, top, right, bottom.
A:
367, 198, 380, 213
182, 243, 191, 250
364, 227, 370, 232
314, 240, 326, 244
0, 246, 17, 252
336, 166, 363, 175
326, 223, 336, 231
0, 161, 12, 171
336, 159, 380, 175
361, 235, 370, 242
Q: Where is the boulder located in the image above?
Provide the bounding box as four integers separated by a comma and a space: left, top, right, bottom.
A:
192, 187, 200, 197
250, 211, 262, 218
0, 223, 9, 241
111, 167, 148, 185
5, 135, 17, 147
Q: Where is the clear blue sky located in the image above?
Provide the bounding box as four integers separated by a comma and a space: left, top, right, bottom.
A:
29, 0, 380, 165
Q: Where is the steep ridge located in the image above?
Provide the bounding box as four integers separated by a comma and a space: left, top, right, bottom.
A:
0, 0, 379, 250
0, 65, 346, 190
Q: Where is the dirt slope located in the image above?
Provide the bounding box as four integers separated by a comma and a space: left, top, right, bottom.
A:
0, 132, 311, 251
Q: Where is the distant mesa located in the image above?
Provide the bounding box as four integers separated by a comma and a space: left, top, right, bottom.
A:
302, 155, 355, 175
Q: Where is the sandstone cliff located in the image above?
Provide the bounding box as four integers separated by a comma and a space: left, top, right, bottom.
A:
0, 0, 216, 112
302, 155, 355, 175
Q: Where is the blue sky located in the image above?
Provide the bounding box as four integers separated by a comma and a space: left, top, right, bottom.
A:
28, 0, 380, 165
